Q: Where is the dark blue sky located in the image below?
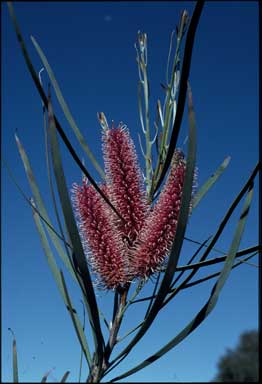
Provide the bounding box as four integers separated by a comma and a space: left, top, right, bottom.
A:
2, 2, 259, 382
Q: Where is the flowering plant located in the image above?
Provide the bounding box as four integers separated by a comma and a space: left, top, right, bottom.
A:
5, 2, 259, 382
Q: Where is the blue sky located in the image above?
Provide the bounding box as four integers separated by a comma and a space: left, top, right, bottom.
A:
2, 1, 259, 382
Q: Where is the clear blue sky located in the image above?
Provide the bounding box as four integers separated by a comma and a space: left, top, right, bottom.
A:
2, 1, 259, 382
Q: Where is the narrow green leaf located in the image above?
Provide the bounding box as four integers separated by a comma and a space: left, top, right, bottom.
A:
137, 80, 146, 135
61, 371, 70, 382
183, 251, 258, 289
41, 369, 52, 383
192, 156, 231, 209
15, 133, 77, 283
205, 184, 254, 312
60, 271, 92, 369
8, 328, 18, 383
47, 95, 104, 365
116, 321, 144, 344
143, 272, 161, 319
99, 309, 110, 330
2, 157, 74, 250
150, 14, 187, 199
110, 183, 254, 381
42, 106, 77, 288
112, 291, 119, 324
30, 35, 105, 179
78, 300, 85, 383
170, 236, 212, 288
31, 200, 92, 368
173, 245, 259, 273
153, 2, 204, 195
31, 198, 68, 303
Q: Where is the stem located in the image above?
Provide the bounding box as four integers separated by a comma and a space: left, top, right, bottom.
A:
144, 71, 152, 196
103, 288, 128, 359
86, 285, 130, 383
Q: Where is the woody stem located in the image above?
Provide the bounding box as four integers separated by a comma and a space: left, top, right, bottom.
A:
86, 285, 130, 383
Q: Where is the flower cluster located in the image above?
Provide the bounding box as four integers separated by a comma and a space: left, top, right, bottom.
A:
72, 123, 192, 289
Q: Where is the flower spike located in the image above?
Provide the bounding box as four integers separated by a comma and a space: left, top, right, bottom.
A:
102, 123, 149, 246
129, 149, 187, 278
72, 180, 128, 289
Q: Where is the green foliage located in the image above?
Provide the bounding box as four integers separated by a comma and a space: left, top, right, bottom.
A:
212, 330, 259, 382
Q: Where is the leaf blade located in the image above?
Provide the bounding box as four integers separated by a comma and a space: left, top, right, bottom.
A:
153, 2, 204, 195
31, 200, 92, 368
15, 133, 77, 283
12, 334, 18, 382
47, 95, 104, 365
60, 271, 92, 369
192, 156, 231, 209
30, 35, 105, 179
61, 371, 70, 383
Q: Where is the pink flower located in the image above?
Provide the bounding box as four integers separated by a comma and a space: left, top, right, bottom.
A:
128, 150, 187, 278
72, 121, 194, 289
102, 123, 149, 246
72, 180, 128, 289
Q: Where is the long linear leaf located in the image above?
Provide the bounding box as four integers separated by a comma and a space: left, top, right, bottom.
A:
41, 369, 55, 383
144, 272, 161, 319
172, 245, 259, 273
109, 82, 196, 368
47, 95, 104, 365
150, 13, 188, 199
2, 157, 73, 249
42, 106, 76, 282
8, 328, 18, 383
15, 133, 77, 283
31, 200, 92, 368
110, 183, 254, 381
30, 35, 105, 179
183, 252, 258, 289
31, 198, 70, 304
184, 235, 227, 255
170, 235, 212, 289
116, 321, 144, 344
153, 1, 204, 195
60, 271, 92, 369
7, 2, 123, 223
61, 371, 70, 382
192, 156, 231, 209
78, 300, 85, 383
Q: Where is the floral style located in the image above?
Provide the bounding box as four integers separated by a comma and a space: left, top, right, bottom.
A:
72, 123, 190, 289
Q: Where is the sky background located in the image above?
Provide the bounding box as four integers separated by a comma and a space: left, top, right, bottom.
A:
2, 1, 259, 383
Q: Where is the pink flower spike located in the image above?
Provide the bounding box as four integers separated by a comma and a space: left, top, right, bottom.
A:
129, 149, 187, 278
102, 123, 149, 246
72, 180, 128, 290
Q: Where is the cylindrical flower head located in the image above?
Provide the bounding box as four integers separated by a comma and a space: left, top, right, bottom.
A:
129, 149, 187, 278
72, 180, 128, 289
102, 123, 149, 246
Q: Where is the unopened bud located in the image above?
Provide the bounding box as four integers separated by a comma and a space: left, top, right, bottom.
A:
97, 112, 109, 131
137, 31, 147, 53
